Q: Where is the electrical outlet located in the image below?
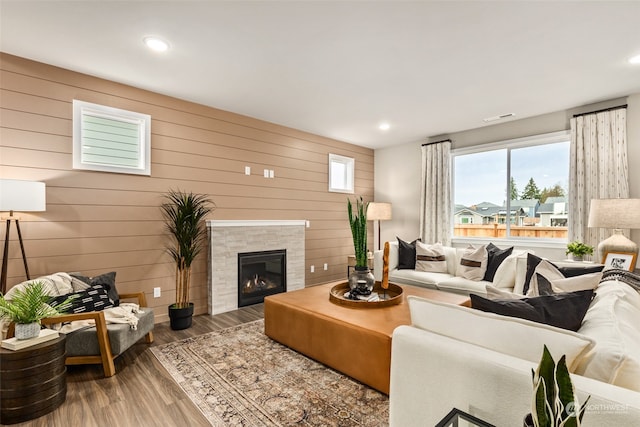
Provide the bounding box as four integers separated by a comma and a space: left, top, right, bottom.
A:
306, 220, 310, 228
153, 287, 161, 298
323, 263, 328, 270
269, 169, 275, 178
263, 169, 269, 177
310, 265, 315, 273
244, 166, 251, 175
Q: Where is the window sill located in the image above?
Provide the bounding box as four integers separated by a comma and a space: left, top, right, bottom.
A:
451, 236, 567, 250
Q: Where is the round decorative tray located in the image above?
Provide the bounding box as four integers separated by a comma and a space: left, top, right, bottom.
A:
329, 281, 404, 308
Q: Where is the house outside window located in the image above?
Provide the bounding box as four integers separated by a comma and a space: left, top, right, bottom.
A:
452, 131, 570, 242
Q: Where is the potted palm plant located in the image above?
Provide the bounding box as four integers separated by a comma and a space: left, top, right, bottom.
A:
524, 345, 590, 427
0, 281, 76, 339
161, 189, 214, 330
347, 196, 374, 296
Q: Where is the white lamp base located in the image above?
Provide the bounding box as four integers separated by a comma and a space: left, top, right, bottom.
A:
597, 229, 639, 263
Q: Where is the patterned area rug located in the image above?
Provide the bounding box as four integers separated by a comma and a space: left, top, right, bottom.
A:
151, 320, 389, 426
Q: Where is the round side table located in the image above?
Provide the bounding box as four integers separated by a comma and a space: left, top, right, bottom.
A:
0, 335, 67, 424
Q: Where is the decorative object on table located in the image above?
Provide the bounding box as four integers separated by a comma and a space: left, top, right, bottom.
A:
602, 251, 637, 272
382, 241, 390, 290
329, 281, 403, 308
161, 189, 214, 330
366, 202, 392, 251
524, 345, 589, 427
0, 179, 46, 294
565, 241, 594, 262
347, 196, 375, 297
1, 327, 59, 350
0, 281, 75, 340
588, 198, 640, 263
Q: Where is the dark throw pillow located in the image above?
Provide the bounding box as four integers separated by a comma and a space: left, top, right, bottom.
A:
70, 271, 119, 306
557, 265, 605, 277
51, 284, 115, 314
470, 289, 595, 332
483, 243, 514, 282
397, 237, 420, 270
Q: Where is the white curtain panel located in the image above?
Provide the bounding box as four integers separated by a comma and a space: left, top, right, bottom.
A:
569, 108, 629, 247
420, 141, 452, 245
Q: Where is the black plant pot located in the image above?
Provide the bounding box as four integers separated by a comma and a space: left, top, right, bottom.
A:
523, 413, 534, 427
168, 302, 194, 330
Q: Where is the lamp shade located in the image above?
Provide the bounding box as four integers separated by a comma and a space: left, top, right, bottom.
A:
0, 179, 46, 212
367, 202, 392, 221
588, 199, 640, 229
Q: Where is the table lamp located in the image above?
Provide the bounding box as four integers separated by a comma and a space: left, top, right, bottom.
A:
587, 198, 640, 263
0, 179, 46, 293
367, 202, 392, 251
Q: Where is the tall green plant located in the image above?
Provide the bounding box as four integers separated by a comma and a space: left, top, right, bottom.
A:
347, 196, 369, 269
161, 190, 214, 308
531, 345, 589, 427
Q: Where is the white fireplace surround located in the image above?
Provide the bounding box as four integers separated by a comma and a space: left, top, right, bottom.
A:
207, 220, 306, 314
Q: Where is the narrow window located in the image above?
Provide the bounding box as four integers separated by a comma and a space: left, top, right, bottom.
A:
328, 153, 355, 193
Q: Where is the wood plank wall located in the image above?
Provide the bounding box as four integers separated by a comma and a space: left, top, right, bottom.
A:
0, 53, 374, 323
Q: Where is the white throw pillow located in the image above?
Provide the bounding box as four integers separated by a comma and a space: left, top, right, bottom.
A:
550, 272, 602, 293
415, 242, 448, 273
408, 296, 595, 372
455, 244, 488, 281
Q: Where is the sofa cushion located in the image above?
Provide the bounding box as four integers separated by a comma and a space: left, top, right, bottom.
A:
470, 290, 594, 332
388, 269, 447, 289
397, 237, 420, 270
415, 242, 447, 273
483, 243, 514, 282
408, 296, 595, 371
521, 254, 603, 295
574, 280, 640, 392
492, 250, 527, 289
64, 308, 154, 356
438, 276, 489, 295
455, 244, 488, 281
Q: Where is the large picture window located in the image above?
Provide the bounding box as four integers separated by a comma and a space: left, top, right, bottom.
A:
452, 131, 570, 241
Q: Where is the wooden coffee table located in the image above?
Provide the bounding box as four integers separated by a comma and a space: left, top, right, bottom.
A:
264, 281, 470, 394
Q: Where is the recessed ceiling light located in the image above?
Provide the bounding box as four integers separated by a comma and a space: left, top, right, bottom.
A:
144, 36, 169, 52
629, 54, 640, 65
378, 122, 391, 131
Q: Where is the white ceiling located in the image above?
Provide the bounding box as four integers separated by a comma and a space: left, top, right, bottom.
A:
1, 1, 639, 149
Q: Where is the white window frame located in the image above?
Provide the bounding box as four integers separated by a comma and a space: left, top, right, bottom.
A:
451, 130, 570, 248
328, 153, 355, 193
73, 100, 151, 175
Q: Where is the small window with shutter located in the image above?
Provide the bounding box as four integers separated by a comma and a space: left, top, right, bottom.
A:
73, 100, 151, 175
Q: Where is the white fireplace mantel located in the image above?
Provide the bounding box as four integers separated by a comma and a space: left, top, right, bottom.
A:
207, 220, 306, 227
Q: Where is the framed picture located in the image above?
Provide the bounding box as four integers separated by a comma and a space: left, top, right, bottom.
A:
602, 251, 638, 272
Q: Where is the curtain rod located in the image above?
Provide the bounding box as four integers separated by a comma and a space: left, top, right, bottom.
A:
572, 104, 627, 118
422, 138, 451, 146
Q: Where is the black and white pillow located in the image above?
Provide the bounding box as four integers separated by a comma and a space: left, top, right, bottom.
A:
71, 271, 119, 306
483, 243, 514, 282
521, 254, 604, 296
51, 284, 115, 314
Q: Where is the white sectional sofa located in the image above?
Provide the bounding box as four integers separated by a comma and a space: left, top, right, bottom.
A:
373, 241, 527, 296
388, 277, 640, 426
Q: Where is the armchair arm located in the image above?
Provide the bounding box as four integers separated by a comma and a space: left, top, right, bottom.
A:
118, 291, 148, 307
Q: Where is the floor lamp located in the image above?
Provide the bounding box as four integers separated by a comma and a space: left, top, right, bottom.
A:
367, 202, 392, 251
0, 179, 46, 294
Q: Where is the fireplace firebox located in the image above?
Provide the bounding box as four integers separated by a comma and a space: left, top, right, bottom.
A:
238, 249, 286, 307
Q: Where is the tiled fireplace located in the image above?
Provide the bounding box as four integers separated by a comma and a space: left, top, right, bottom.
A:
207, 220, 305, 315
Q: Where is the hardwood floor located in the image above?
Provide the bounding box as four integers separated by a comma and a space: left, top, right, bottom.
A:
9, 304, 264, 427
